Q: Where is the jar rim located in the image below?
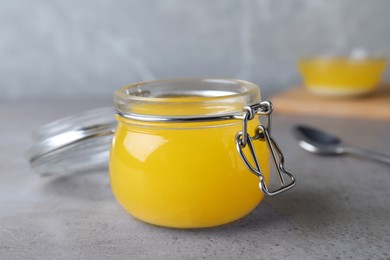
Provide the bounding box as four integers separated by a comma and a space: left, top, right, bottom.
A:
114, 78, 261, 121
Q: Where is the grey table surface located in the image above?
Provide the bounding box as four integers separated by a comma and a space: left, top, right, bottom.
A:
0, 99, 389, 260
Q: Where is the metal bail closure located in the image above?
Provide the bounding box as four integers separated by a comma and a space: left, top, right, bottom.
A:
235, 101, 296, 196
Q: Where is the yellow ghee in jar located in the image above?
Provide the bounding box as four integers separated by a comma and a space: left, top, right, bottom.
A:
110, 105, 270, 228
110, 79, 272, 228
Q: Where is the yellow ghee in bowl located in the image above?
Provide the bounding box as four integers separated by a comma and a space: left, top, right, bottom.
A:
299, 56, 387, 96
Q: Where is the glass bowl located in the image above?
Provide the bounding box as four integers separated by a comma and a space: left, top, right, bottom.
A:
298, 51, 387, 97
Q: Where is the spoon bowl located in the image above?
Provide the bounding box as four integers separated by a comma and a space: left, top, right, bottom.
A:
293, 125, 345, 155
293, 125, 390, 165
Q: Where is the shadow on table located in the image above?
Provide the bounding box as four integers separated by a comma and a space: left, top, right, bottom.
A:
40, 170, 336, 235
41, 169, 113, 202
153, 187, 336, 235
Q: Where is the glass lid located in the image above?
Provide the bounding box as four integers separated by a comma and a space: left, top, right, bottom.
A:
26, 107, 116, 176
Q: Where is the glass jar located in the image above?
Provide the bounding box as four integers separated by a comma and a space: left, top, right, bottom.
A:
26, 78, 295, 229
110, 78, 295, 228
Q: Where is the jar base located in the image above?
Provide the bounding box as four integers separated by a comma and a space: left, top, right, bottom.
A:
120, 201, 262, 229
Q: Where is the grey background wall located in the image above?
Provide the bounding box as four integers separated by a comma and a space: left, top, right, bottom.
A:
1, 0, 390, 99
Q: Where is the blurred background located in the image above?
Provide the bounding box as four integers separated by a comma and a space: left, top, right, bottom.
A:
1, 0, 390, 100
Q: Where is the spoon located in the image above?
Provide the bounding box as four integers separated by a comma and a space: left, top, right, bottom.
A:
293, 125, 390, 165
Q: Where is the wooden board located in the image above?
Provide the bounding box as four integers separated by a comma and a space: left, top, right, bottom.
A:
270, 84, 390, 121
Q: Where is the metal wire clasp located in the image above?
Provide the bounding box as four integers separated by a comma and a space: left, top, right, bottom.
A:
235, 101, 296, 196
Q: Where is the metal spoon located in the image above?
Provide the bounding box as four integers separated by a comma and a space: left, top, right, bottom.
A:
293, 125, 390, 165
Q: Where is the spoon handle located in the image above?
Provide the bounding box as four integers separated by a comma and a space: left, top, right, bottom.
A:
345, 147, 390, 165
